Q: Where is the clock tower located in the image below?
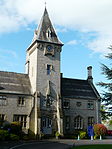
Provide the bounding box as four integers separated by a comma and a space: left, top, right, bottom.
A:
26, 7, 63, 136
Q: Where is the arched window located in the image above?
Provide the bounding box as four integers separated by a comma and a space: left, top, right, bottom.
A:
74, 116, 83, 129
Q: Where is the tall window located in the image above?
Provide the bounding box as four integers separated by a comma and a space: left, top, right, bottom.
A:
0, 96, 7, 106
0, 114, 5, 122
13, 115, 27, 128
47, 118, 52, 128
42, 118, 52, 128
17, 97, 25, 106
87, 101, 94, 109
74, 116, 83, 129
65, 116, 70, 129
47, 65, 51, 75
42, 118, 46, 127
88, 117, 94, 126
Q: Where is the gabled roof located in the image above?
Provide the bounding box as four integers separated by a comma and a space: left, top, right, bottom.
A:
0, 71, 31, 95
61, 77, 100, 100
33, 7, 63, 45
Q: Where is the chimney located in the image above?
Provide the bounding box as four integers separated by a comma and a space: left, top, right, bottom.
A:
87, 66, 93, 83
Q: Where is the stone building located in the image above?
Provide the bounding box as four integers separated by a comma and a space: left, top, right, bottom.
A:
0, 8, 101, 136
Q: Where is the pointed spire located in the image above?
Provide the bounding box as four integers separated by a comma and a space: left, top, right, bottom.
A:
33, 7, 63, 45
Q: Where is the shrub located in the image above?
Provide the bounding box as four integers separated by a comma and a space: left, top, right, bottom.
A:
55, 131, 62, 139
107, 130, 112, 136
79, 131, 87, 139
55, 131, 60, 137
22, 135, 29, 140
10, 122, 22, 135
10, 134, 19, 141
3, 121, 11, 130
64, 134, 77, 139
93, 123, 107, 138
0, 129, 10, 141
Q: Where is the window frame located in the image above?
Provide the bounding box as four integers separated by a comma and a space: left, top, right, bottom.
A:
47, 64, 51, 75
88, 117, 94, 126
0, 95, 7, 106
13, 114, 27, 128
63, 101, 70, 109
17, 97, 25, 107
74, 116, 83, 129
65, 116, 70, 130
87, 101, 94, 110
0, 114, 5, 122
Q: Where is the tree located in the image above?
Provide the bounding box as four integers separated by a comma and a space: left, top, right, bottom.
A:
98, 46, 112, 119
100, 105, 109, 121
93, 123, 107, 138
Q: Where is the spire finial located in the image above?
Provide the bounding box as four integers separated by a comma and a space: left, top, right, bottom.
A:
45, 1, 47, 7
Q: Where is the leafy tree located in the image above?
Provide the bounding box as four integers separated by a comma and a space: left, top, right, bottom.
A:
93, 123, 107, 138
98, 46, 112, 119
100, 105, 109, 120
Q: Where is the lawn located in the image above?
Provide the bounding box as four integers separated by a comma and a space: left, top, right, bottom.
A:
72, 144, 112, 149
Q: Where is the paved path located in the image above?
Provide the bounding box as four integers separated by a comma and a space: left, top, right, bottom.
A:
0, 139, 112, 149
55, 139, 112, 146
0, 141, 72, 149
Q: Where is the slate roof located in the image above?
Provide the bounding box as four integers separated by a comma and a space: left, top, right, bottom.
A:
61, 78, 99, 100
0, 71, 31, 95
32, 7, 63, 45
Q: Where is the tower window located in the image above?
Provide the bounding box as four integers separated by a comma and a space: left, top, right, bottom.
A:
47, 65, 51, 75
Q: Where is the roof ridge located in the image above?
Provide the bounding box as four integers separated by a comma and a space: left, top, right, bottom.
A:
0, 71, 28, 76
62, 77, 88, 81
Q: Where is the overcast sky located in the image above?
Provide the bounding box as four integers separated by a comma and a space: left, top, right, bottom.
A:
0, 0, 112, 92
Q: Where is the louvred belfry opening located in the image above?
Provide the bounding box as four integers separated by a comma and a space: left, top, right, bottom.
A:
33, 7, 63, 45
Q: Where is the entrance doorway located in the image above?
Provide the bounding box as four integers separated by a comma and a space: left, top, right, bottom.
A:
42, 117, 52, 134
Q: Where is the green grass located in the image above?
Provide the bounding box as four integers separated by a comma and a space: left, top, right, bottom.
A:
72, 144, 112, 149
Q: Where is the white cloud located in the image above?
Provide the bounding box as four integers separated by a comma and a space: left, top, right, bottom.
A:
66, 40, 77, 45
0, 0, 112, 54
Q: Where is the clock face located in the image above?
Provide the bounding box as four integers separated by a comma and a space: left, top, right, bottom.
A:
47, 45, 53, 52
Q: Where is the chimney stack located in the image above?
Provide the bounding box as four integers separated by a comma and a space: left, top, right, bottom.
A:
87, 66, 93, 83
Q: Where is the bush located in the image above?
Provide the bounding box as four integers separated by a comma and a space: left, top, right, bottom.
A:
93, 123, 107, 138
10, 134, 19, 141
55, 131, 60, 137
22, 135, 29, 140
107, 130, 112, 136
3, 121, 11, 130
10, 122, 22, 135
55, 131, 63, 139
63, 134, 77, 139
79, 131, 87, 139
0, 129, 10, 141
